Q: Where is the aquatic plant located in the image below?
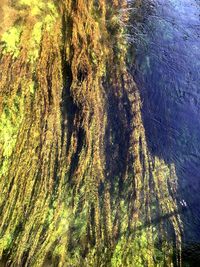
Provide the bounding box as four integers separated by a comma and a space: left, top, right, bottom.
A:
0, 0, 182, 266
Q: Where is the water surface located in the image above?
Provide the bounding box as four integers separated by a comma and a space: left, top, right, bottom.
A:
132, 0, 200, 261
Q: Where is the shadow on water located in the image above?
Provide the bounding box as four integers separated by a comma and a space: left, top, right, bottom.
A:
130, 0, 200, 265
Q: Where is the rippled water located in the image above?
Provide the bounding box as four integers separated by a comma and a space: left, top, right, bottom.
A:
132, 0, 200, 262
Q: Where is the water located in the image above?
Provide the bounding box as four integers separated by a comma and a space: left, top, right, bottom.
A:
132, 0, 200, 261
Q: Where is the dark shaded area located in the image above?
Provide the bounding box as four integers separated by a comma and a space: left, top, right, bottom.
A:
104, 79, 132, 182
61, 60, 84, 182
182, 242, 200, 267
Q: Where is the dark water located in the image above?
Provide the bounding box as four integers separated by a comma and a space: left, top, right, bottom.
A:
132, 0, 200, 262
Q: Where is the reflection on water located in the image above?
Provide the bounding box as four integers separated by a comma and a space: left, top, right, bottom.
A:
132, 0, 200, 264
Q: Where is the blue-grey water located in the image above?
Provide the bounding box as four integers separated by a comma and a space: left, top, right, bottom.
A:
132, 0, 200, 261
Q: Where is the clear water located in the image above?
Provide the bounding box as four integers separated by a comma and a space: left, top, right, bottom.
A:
133, 0, 200, 257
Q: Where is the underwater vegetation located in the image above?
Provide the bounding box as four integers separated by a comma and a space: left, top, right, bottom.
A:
0, 0, 183, 266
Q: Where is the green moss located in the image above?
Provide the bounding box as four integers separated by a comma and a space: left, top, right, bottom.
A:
111, 238, 125, 267
0, 96, 24, 176
25, 1, 58, 62
19, 0, 58, 21
29, 81, 35, 94
1, 26, 22, 58
47, 2, 58, 15
111, 229, 160, 267
0, 234, 12, 252
28, 22, 43, 63
44, 14, 57, 32
1, 1, 58, 61
32, 22, 43, 44
19, 0, 45, 16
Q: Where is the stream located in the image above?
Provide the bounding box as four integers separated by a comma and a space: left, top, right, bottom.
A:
132, 0, 200, 262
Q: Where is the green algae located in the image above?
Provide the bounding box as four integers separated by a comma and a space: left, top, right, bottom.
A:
28, 22, 43, 63
1, 26, 22, 57
1, 0, 58, 62
0, 95, 24, 176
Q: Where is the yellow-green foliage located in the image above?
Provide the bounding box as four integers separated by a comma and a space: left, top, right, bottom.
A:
19, 0, 46, 16
1, 0, 58, 61
29, 81, 35, 95
1, 26, 22, 57
28, 22, 43, 63
24, 0, 58, 62
0, 233, 12, 252
18, 0, 58, 24
111, 230, 151, 267
0, 96, 24, 176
